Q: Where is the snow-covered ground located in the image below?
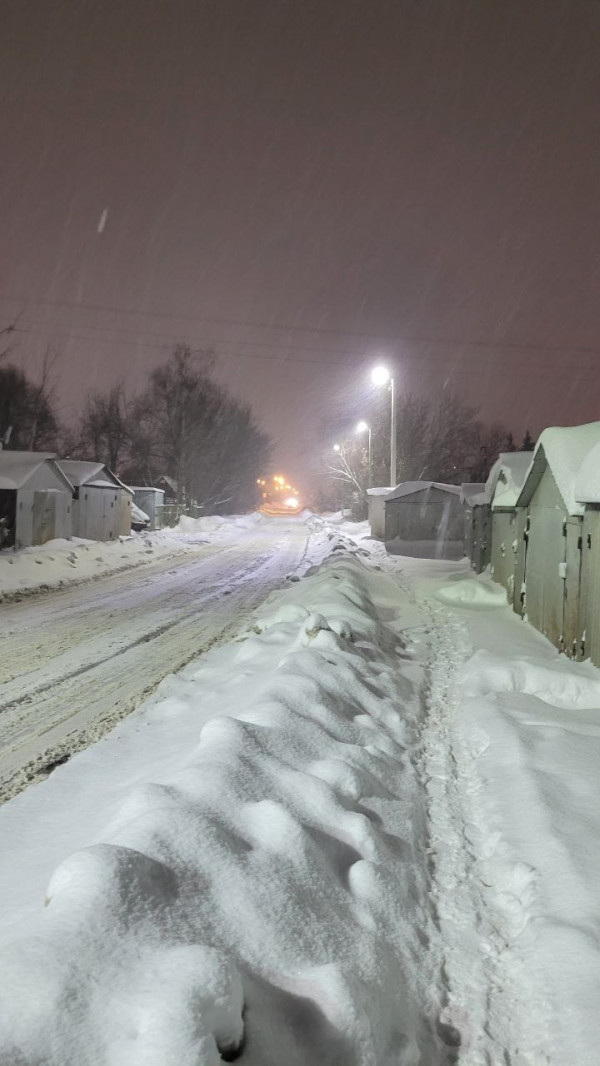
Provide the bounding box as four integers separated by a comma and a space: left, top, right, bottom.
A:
0, 513, 265, 602
0, 513, 324, 802
1, 517, 600, 1064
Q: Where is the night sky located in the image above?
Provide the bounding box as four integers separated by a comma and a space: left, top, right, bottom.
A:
2, 0, 600, 487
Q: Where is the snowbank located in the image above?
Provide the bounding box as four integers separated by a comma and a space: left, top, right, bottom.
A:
4, 529, 600, 1063
434, 576, 507, 609
0, 538, 448, 1065
0, 513, 267, 601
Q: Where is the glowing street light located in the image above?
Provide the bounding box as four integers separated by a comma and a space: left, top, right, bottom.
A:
333, 443, 341, 453
371, 365, 390, 387
370, 364, 396, 487
356, 420, 372, 487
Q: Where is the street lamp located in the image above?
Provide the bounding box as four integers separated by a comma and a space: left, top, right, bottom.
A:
371, 365, 396, 487
333, 442, 341, 453
356, 420, 372, 487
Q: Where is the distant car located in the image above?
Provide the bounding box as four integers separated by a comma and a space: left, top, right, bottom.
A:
131, 502, 150, 532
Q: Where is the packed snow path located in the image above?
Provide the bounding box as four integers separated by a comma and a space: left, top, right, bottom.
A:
0, 520, 316, 802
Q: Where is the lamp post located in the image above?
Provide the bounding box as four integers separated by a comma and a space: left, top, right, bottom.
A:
356, 420, 372, 487
371, 365, 396, 487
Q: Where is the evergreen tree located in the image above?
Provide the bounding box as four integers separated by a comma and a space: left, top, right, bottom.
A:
521, 429, 535, 451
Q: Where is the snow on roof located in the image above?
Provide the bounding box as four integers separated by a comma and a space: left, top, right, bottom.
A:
487, 452, 533, 509
366, 486, 393, 496
58, 460, 133, 495
518, 422, 600, 516
130, 486, 166, 495
460, 482, 486, 506
385, 481, 461, 503
574, 441, 600, 504
58, 461, 107, 486
87, 478, 123, 489
0, 450, 73, 492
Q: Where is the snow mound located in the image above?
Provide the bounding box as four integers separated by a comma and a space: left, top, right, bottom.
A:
0, 544, 440, 1065
462, 649, 600, 709
0, 512, 266, 599
434, 578, 508, 609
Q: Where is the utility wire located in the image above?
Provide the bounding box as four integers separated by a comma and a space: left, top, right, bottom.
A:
14, 316, 600, 373
12, 324, 600, 383
3, 291, 600, 358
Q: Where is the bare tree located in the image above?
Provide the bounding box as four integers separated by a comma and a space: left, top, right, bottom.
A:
26, 346, 61, 451
0, 360, 60, 451
77, 383, 130, 472
472, 420, 513, 481
0, 311, 25, 364
122, 345, 272, 513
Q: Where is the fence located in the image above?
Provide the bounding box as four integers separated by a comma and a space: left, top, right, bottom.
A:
155, 503, 210, 528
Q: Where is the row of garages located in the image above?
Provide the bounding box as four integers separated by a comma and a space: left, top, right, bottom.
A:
0, 451, 167, 549
463, 423, 600, 667
365, 422, 600, 668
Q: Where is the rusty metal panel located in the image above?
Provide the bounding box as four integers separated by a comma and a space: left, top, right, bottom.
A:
580, 508, 600, 666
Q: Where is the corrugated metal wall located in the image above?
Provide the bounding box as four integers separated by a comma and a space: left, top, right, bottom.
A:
521, 468, 566, 646
384, 490, 463, 542
512, 509, 528, 618
579, 508, 600, 665
74, 488, 122, 541
490, 510, 518, 602
472, 504, 491, 573
563, 518, 583, 657
368, 496, 386, 538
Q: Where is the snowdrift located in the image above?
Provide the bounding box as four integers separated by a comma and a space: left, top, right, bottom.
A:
0, 537, 447, 1065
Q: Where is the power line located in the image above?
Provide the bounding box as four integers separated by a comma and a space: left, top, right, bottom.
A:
3, 290, 600, 358
11, 324, 600, 383
16, 315, 600, 373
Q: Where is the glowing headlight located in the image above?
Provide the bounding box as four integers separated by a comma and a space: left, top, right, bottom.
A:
284, 496, 299, 508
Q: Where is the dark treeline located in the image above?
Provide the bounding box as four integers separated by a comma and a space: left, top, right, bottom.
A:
320, 389, 535, 511
0, 345, 271, 515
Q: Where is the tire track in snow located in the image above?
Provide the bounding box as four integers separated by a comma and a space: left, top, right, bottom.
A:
0, 527, 314, 804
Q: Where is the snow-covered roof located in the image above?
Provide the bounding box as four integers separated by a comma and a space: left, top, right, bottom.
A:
385, 481, 461, 503
0, 451, 74, 492
58, 461, 107, 486
487, 452, 533, 510
130, 486, 166, 496
58, 460, 133, 495
574, 442, 600, 504
460, 482, 486, 506
366, 486, 393, 497
517, 422, 600, 516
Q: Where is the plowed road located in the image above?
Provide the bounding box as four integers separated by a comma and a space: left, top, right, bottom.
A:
0, 522, 315, 803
